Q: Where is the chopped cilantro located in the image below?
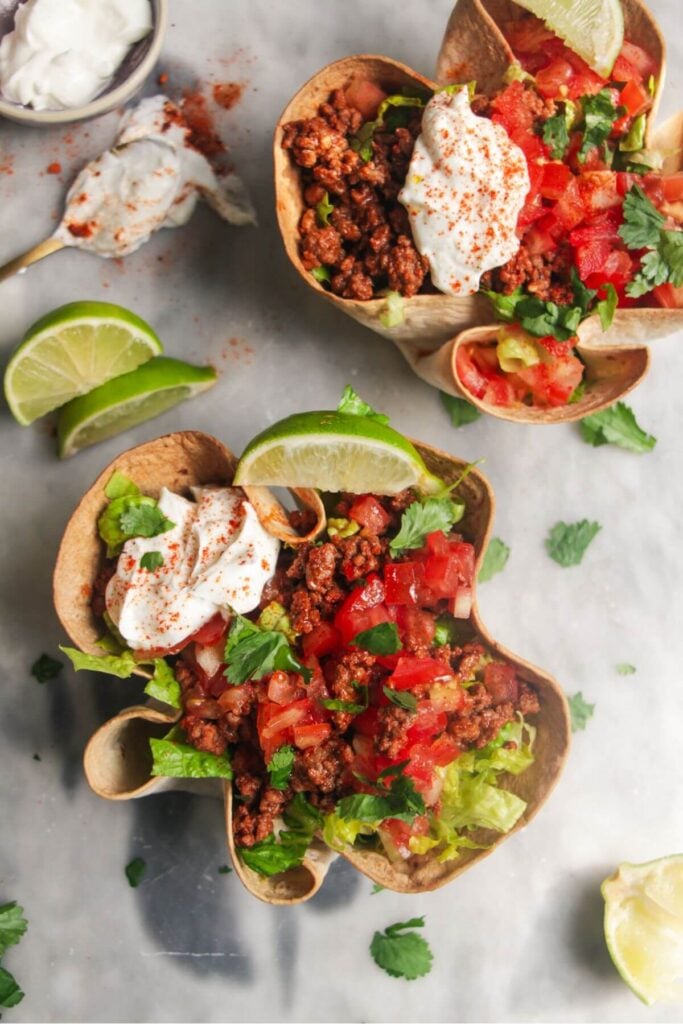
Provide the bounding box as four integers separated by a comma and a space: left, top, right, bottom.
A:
150, 737, 233, 780
478, 537, 510, 583
568, 692, 595, 732
125, 857, 146, 888
0, 903, 27, 958
620, 185, 665, 249
119, 504, 174, 539
98, 489, 174, 558
542, 110, 571, 159
371, 883, 386, 894
224, 614, 310, 685
440, 392, 481, 427
370, 917, 433, 980
596, 283, 618, 331
390, 497, 464, 555
382, 686, 417, 712
352, 622, 402, 655
267, 744, 296, 790
316, 191, 334, 226
616, 663, 636, 676
619, 186, 683, 297
140, 551, 164, 571
514, 296, 582, 341
239, 794, 322, 877
546, 520, 601, 567
580, 401, 656, 453
143, 659, 181, 709
337, 385, 389, 424
30, 653, 63, 683
337, 766, 424, 825
579, 89, 622, 163
320, 697, 367, 714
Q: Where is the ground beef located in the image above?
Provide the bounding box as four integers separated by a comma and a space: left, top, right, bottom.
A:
375, 706, 416, 758
180, 716, 227, 756
323, 648, 376, 729
291, 736, 354, 794
333, 532, 385, 580
481, 244, 574, 304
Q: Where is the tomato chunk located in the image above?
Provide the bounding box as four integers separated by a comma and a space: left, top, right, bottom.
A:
334, 574, 392, 644
188, 613, 228, 647
301, 621, 341, 658
293, 722, 332, 750
384, 561, 425, 605
348, 495, 391, 534
387, 656, 452, 691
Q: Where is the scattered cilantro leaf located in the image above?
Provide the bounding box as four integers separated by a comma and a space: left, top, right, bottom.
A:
218, 865, 232, 874
440, 392, 481, 427
390, 497, 464, 555
0, 903, 27, 957
379, 290, 404, 328
125, 857, 146, 888
619, 185, 665, 249
579, 89, 621, 163
59, 646, 138, 678
119, 504, 174, 539
310, 265, 331, 284
580, 401, 656, 453
224, 614, 310, 685
568, 692, 595, 732
267, 744, 296, 790
478, 537, 510, 583
596, 283, 618, 331
30, 653, 62, 683
144, 659, 181, 709
352, 622, 402, 655
316, 191, 334, 226
371, 883, 386, 894
515, 296, 582, 341
150, 737, 233, 780
0, 966, 24, 1008
546, 520, 601, 567
542, 110, 571, 159
337, 386, 389, 424
32, 754, 41, 762
616, 663, 636, 676
382, 686, 417, 712
320, 698, 367, 714
98, 493, 174, 558
370, 917, 433, 980
140, 551, 164, 571
571, 270, 597, 315
239, 794, 322, 877
337, 770, 424, 825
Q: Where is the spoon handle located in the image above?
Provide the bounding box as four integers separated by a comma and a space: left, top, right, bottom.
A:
0, 236, 65, 284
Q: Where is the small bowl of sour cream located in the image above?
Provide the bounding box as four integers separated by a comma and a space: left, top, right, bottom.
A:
0, 0, 168, 125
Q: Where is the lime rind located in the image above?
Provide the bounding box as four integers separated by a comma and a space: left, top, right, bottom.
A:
513, 0, 624, 78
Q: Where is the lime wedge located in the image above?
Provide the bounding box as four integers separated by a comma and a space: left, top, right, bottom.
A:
602, 855, 683, 1006
513, 0, 624, 78
233, 410, 443, 495
57, 357, 217, 458
4, 301, 163, 426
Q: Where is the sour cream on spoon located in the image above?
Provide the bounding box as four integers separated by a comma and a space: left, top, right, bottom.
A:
0, 0, 152, 111
399, 88, 530, 296
106, 487, 279, 652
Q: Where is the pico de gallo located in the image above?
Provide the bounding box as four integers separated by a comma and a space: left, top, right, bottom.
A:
281, 9, 682, 409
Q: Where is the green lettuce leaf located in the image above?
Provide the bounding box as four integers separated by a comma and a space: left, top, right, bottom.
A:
59, 646, 138, 678
239, 794, 322, 877
98, 493, 174, 558
144, 659, 181, 709
150, 738, 233, 779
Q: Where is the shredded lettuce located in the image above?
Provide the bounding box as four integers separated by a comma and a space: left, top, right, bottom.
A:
59, 646, 138, 678
144, 659, 181, 709
240, 795, 322, 876
379, 290, 404, 328
150, 737, 233, 780
322, 813, 376, 852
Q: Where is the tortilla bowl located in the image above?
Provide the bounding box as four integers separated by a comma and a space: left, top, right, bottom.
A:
54, 430, 570, 903
274, 1, 683, 422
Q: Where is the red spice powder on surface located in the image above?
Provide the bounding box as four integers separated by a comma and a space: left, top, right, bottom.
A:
158, 72, 169, 85
212, 82, 243, 111
67, 221, 95, 238
47, 161, 62, 174
181, 91, 225, 158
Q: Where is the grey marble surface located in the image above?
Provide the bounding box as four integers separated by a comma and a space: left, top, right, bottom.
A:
1, 1, 683, 1021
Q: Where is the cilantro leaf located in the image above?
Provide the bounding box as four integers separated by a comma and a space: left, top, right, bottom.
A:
224, 614, 310, 685
580, 401, 656, 453
316, 191, 334, 226
619, 186, 665, 249
478, 537, 510, 583
571, 270, 598, 315
579, 89, 621, 163
382, 686, 417, 712
337, 385, 389, 424
440, 392, 481, 427
352, 622, 402, 655
0, 966, 24, 1008
515, 296, 582, 341
371, 883, 386, 894
596, 283, 618, 331
320, 698, 367, 714
370, 917, 433, 980
267, 744, 295, 790
542, 111, 571, 159
310, 265, 331, 284
30, 653, 63, 683
337, 770, 424, 825
239, 794, 322, 877
119, 503, 174, 539
218, 865, 232, 874
144, 659, 181, 709
140, 551, 164, 571
98, 493, 174, 557
59, 646, 138, 678
661, 230, 683, 286
546, 520, 601, 567
617, 663, 636, 675
390, 497, 464, 555
150, 738, 233, 780
0, 903, 27, 957
125, 857, 146, 888
568, 692, 595, 732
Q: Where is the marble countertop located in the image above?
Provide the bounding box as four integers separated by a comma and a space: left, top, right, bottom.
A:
1, 1, 682, 1021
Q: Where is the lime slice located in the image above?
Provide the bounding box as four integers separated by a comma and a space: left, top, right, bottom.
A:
602, 855, 683, 1006
233, 410, 443, 495
57, 357, 217, 458
4, 300, 163, 426
513, 0, 624, 78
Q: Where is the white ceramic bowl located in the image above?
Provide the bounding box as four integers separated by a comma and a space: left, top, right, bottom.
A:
0, 0, 168, 126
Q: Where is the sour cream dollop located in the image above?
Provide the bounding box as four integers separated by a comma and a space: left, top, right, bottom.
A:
54, 95, 256, 257
399, 89, 530, 296
0, 0, 152, 111
105, 487, 280, 651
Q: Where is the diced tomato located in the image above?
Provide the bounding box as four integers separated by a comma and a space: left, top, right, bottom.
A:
618, 78, 651, 119
661, 173, 683, 204
564, 51, 606, 98
425, 530, 460, 556
260, 698, 312, 741
570, 209, 622, 281
536, 335, 575, 357
380, 815, 430, 857
396, 606, 436, 651
406, 703, 447, 745
483, 375, 518, 407
188, 613, 228, 647
348, 494, 391, 533
616, 171, 639, 197
540, 161, 572, 200
344, 78, 387, 120
513, 352, 584, 407
334, 573, 392, 644
584, 249, 634, 291
425, 733, 461, 767
423, 542, 474, 600
577, 171, 622, 216
352, 707, 379, 737
387, 656, 452, 691
524, 214, 561, 256
612, 41, 658, 85
301, 621, 341, 659
483, 662, 519, 705
554, 176, 586, 231
455, 344, 489, 399
267, 670, 303, 706
652, 283, 683, 308
293, 722, 331, 750
535, 58, 574, 99
490, 81, 537, 136
384, 561, 425, 605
